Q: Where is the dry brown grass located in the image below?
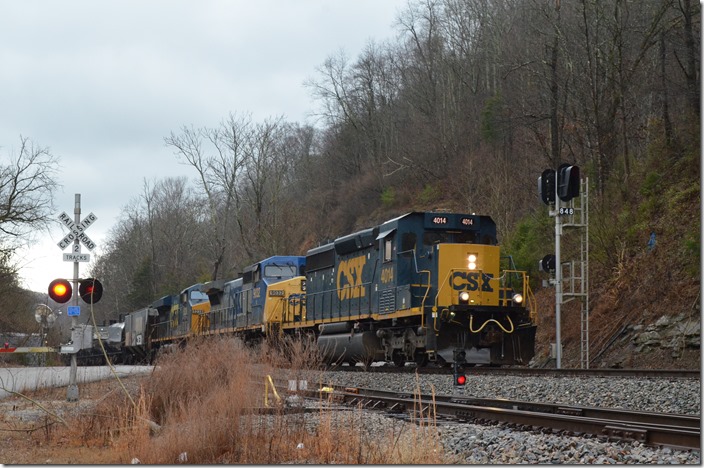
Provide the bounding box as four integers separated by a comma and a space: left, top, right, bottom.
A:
0, 335, 453, 464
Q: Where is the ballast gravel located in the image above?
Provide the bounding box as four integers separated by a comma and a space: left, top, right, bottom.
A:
304, 370, 701, 464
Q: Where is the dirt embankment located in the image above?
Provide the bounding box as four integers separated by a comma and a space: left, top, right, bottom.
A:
532, 245, 700, 370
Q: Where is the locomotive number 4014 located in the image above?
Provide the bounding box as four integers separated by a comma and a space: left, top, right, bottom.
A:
432, 216, 475, 226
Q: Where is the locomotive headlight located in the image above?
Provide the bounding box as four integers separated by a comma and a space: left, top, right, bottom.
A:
459, 291, 470, 304
468, 254, 478, 270
512, 293, 524, 304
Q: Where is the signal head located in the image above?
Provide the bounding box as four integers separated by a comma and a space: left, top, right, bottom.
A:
538, 169, 556, 205
558, 164, 580, 201
79, 278, 103, 304
540, 254, 556, 272
48, 279, 73, 303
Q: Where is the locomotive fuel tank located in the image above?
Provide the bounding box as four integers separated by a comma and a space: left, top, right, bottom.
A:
316, 322, 383, 364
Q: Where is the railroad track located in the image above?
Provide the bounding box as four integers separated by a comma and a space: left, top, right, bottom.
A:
307, 385, 700, 451
329, 365, 700, 379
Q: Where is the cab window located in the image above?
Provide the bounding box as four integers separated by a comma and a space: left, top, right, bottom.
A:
423, 231, 449, 245
264, 264, 297, 278
401, 233, 417, 253
189, 291, 208, 306
454, 231, 478, 244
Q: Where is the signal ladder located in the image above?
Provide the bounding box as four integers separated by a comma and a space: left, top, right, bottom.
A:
561, 178, 590, 369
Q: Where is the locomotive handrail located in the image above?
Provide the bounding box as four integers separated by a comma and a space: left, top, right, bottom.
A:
418, 270, 431, 330
399, 247, 432, 330
498, 269, 527, 304
432, 268, 455, 332
499, 269, 537, 322
526, 281, 537, 322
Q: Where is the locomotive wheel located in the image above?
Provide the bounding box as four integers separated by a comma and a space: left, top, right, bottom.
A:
414, 350, 429, 367
392, 350, 405, 367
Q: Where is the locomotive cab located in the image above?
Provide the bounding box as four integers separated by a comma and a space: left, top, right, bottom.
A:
242, 255, 306, 332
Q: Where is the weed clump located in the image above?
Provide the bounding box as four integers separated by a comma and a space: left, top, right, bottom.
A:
57, 335, 452, 464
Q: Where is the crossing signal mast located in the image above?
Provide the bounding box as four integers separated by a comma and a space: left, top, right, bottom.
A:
538, 165, 589, 369
52, 194, 101, 402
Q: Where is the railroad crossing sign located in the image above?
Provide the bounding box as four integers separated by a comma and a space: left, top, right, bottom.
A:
57, 211, 97, 252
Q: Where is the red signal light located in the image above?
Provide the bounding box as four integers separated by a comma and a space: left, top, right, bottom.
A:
48, 279, 73, 303
79, 278, 103, 304
455, 374, 467, 386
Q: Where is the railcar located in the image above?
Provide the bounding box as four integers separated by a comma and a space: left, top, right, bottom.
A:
64, 322, 125, 365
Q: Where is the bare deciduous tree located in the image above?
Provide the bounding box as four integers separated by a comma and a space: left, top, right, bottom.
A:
166, 113, 250, 280
0, 136, 60, 331
0, 136, 60, 240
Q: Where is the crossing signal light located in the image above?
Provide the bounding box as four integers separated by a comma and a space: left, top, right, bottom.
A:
79, 278, 103, 304
538, 169, 556, 205
48, 279, 73, 303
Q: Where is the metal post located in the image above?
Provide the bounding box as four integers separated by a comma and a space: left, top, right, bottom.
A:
555, 184, 562, 369
66, 194, 80, 402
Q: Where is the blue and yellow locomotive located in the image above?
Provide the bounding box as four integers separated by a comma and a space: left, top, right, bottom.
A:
302, 211, 536, 366
121, 211, 537, 367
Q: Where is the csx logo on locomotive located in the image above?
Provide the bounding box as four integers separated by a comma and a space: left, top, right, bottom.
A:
451, 271, 494, 292
337, 255, 367, 300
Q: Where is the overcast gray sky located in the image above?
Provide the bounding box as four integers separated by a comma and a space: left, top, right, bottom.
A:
2, 0, 406, 292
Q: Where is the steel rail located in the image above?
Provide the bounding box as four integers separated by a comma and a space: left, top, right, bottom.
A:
330, 365, 700, 379
314, 385, 700, 451
344, 387, 700, 429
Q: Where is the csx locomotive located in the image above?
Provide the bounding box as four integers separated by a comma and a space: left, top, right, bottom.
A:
110, 211, 537, 367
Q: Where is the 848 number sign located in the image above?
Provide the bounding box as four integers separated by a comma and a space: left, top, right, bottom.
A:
559, 207, 574, 216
